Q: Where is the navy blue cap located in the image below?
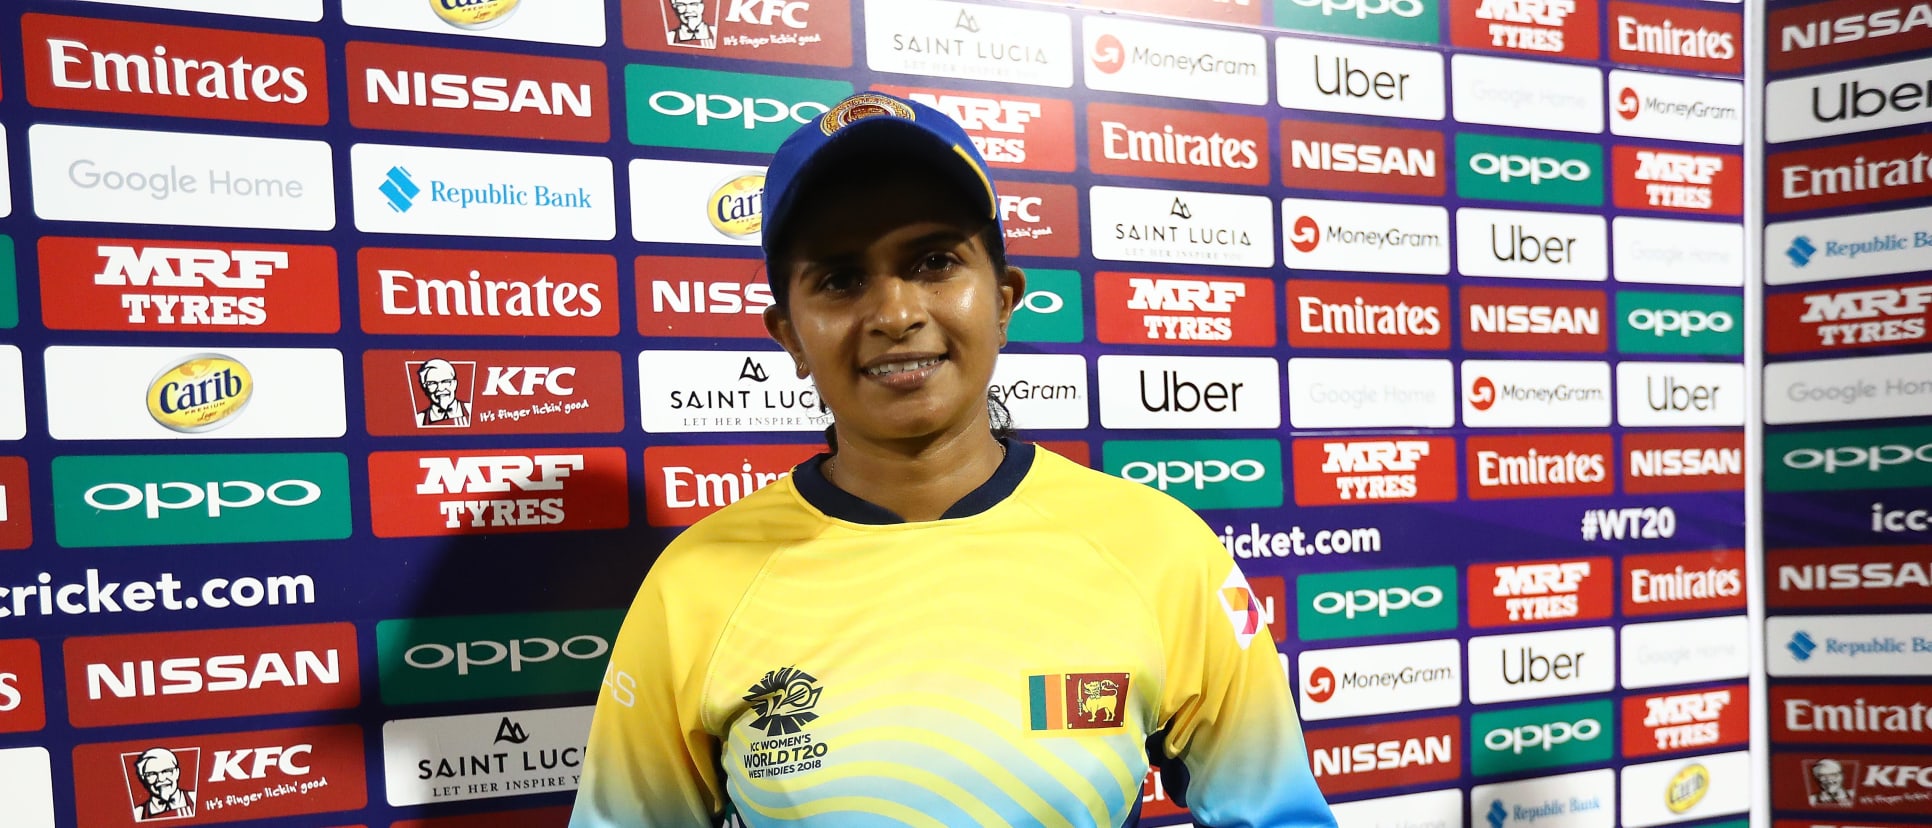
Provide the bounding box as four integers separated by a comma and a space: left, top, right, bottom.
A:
760, 92, 1003, 266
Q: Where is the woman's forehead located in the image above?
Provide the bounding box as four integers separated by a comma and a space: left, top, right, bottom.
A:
788, 176, 985, 258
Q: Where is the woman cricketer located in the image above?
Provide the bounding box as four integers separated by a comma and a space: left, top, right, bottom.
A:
569, 92, 1336, 828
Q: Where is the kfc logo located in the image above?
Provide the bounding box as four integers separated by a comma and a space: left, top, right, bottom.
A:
368, 448, 630, 537
74, 725, 366, 826
873, 85, 1074, 171
363, 350, 624, 436
624, 0, 853, 67
996, 181, 1080, 258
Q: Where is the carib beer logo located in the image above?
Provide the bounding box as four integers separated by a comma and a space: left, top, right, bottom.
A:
146, 354, 252, 434
432, 0, 522, 29
710, 173, 764, 240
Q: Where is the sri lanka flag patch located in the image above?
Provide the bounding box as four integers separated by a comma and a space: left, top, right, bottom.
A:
1028, 672, 1130, 731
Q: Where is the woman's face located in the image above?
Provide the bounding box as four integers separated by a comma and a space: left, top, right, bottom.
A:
765, 166, 1023, 448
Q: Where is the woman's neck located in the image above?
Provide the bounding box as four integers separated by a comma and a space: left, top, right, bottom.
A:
825, 423, 1006, 522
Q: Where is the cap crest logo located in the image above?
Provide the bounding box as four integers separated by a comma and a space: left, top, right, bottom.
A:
820, 94, 915, 136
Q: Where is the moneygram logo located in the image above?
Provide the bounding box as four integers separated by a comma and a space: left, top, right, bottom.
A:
1282, 119, 1444, 197
874, 85, 1075, 171
66, 623, 359, 727
359, 248, 619, 337
1772, 547, 1932, 610
1617, 291, 1742, 355
1450, 0, 1600, 60
1628, 685, 1746, 757
1297, 639, 1462, 721
38, 237, 341, 333
377, 610, 622, 704
1306, 716, 1462, 795
1609, 70, 1744, 144
642, 444, 815, 526
1297, 566, 1458, 640
1088, 102, 1268, 185
1610, 1, 1739, 74
367, 448, 630, 538
1467, 434, 1614, 498
1292, 437, 1457, 506
1772, 132, 1932, 214
1103, 439, 1283, 510
1458, 133, 1603, 206
23, 14, 328, 125
1769, 424, 1932, 491
1275, 0, 1440, 43
1461, 286, 1608, 353
361, 349, 625, 436
348, 41, 609, 142
1471, 699, 1612, 776
51, 453, 351, 548
1613, 146, 1741, 215
627, 65, 850, 153
1082, 18, 1268, 105
1468, 558, 1614, 627
1279, 198, 1450, 275
1624, 432, 1745, 494
1095, 272, 1274, 347
626, 0, 852, 66
1461, 361, 1612, 427
1289, 279, 1450, 351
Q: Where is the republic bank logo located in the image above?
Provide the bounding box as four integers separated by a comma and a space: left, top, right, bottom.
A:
1788, 630, 1817, 661
381, 167, 420, 213
1788, 236, 1817, 267
1486, 800, 1508, 828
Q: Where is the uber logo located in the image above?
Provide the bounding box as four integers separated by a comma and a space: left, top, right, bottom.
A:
1469, 626, 1615, 704
1097, 355, 1281, 430
1616, 361, 1744, 427
1276, 36, 1445, 120
1456, 208, 1607, 281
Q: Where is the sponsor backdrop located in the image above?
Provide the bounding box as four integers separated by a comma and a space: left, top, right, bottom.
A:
1763, 0, 1932, 825
0, 0, 1751, 826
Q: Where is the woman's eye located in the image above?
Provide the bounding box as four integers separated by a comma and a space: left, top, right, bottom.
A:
818, 270, 861, 293
916, 253, 956, 273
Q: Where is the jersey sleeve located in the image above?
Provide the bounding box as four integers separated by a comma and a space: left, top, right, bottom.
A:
569, 559, 727, 828
1154, 537, 1336, 828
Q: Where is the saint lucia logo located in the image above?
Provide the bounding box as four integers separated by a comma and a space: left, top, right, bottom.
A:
743, 666, 823, 736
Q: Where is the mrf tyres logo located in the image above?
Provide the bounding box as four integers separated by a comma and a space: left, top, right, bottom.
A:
66, 623, 358, 728
38, 237, 341, 334
377, 610, 622, 704
1469, 558, 1613, 627
366, 448, 630, 538
22, 13, 327, 126
874, 85, 1075, 171
627, 65, 850, 153
1297, 566, 1457, 640
1292, 437, 1456, 506
1094, 272, 1274, 347
1451, 0, 1600, 60
52, 453, 350, 549
1627, 685, 1746, 757
1103, 439, 1282, 510
1613, 147, 1741, 215
1457, 133, 1603, 207
73, 724, 366, 826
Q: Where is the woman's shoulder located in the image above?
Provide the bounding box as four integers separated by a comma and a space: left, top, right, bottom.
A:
648, 471, 823, 578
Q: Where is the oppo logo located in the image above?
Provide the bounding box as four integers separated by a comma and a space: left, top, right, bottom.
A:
1628, 308, 1734, 337
1783, 442, 1932, 473
1288, 0, 1426, 18
84, 479, 323, 519
1121, 458, 1266, 491
646, 91, 828, 130
1470, 153, 1591, 185
404, 634, 610, 675
1018, 290, 1065, 314
1312, 585, 1444, 619
1484, 718, 1602, 754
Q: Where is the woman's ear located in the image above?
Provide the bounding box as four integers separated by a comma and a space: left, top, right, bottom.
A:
998, 265, 1027, 346
763, 304, 810, 378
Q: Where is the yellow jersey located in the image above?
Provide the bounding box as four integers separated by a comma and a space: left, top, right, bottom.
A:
570, 442, 1334, 828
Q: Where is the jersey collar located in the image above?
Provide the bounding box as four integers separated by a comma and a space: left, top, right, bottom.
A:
793, 438, 1035, 525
